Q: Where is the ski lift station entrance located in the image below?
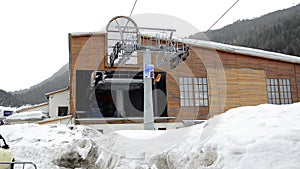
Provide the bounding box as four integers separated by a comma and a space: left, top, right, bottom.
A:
69, 16, 300, 131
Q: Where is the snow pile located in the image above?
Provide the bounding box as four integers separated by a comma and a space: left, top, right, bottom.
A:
0, 106, 16, 112
0, 124, 102, 169
167, 103, 300, 169
92, 103, 300, 168
1, 103, 300, 169
6, 111, 47, 120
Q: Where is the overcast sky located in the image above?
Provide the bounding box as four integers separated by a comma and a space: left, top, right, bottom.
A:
0, 0, 299, 92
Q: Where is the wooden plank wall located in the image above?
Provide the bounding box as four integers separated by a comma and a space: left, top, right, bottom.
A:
296, 65, 300, 102
165, 48, 209, 121
69, 33, 107, 117
225, 69, 267, 111
69, 33, 300, 120
181, 68, 267, 117
204, 69, 267, 116
190, 47, 298, 117
238, 70, 267, 106
190, 47, 228, 117
217, 50, 299, 104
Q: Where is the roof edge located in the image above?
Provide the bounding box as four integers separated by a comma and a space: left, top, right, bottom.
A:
184, 39, 300, 64
70, 31, 107, 37
45, 86, 70, 97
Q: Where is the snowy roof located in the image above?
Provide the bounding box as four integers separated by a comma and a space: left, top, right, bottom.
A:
6, 111, 48, 121
45, 86, 69, 98
17, 102, 48, 113
140, 31, 300, 64
183, 38, 300, 64
0, 106, 16, 112
70, 31, 107, 37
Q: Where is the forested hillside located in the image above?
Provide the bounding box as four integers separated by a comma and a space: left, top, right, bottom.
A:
0, 64, 69, 107
12, 63, 69, 106
0, 89, 21, 107
190, 4, 300, 56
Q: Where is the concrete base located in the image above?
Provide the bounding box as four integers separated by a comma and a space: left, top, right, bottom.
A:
87, 122, 185, 134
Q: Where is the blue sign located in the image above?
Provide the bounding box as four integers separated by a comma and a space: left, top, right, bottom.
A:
144, 64, 154, 79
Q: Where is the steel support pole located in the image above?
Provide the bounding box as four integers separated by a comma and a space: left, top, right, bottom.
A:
144, 49, 154, 130
116, 90, 125, 117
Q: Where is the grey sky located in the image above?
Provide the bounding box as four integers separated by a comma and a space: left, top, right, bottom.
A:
0, 0, 299, 92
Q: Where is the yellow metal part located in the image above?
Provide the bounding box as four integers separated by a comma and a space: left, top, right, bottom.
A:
0, 148, 14, 169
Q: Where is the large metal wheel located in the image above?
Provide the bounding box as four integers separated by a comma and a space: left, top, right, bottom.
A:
106, 16, 139, 67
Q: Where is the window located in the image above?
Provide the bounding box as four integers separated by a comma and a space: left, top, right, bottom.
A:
179, 77, 194, 106
179, 77, 209, 106
3, 111, 14, 116
58, 106, 68, 116
266, 78, 292, 104
279, 79, 292, 104
194, 77, 209, 106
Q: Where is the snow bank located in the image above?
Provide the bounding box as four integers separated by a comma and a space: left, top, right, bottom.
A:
92, 103, 300, 169
167, 103, 300, 169
0, 124, 102, 169
0, 103, 300, 169
0, 106, 16, 111
6, 111, 47, 120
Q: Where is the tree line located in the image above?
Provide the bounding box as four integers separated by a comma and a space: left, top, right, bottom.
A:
190, 4, 300, 56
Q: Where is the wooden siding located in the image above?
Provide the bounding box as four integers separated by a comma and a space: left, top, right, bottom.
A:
296, 65, 300, 101
216, 51, 299, 103
69, 32, 300, 121
224, 69, 267, 111
69, 33, 107, 117
164, 68, 267, 119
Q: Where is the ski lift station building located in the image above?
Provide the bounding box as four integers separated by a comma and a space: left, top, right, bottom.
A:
68, 16, 300, 128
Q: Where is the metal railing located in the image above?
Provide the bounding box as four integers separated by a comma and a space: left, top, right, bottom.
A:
0, 161, 37, 169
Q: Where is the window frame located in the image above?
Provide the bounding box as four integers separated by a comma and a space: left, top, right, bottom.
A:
266, 78, 292, 104
179, 77, 209, 107
58, 106, 69, 116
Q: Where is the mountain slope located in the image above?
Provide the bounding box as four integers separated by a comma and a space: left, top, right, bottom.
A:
190, 4, 300, 56
0, 89, 21, 107
11, 63, 69, 106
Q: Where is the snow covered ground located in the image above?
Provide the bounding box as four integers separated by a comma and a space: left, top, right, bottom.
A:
1, 103, 300, 169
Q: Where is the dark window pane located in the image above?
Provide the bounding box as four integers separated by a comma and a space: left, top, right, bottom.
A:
58, 107, 68, 116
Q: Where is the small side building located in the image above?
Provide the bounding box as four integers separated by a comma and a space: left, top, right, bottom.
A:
45, 87, 70, 118
14, 87, 70, 124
